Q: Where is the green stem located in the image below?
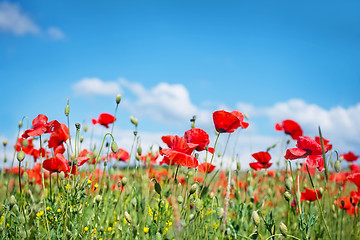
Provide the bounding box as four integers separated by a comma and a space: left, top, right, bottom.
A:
39, 136, 50, 239
18, 160, 29, 239
264, 234, 302, 240
318, 127, 328, 183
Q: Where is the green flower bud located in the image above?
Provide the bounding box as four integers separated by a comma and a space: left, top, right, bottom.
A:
131, 198, 137, 207
177, 196, 184, 204
111, 141, 118, 154
154, 182, 162, 195
22, 172, 28, 182
190, 183, 198, 195
252, 211, 261, 227
284, 191, 292, 202
65, 105, 70, 116
195, 199, 202, 212
189, 213, 195, 221
22, 139, 29, 147
80, 136, 84, 143
84, 125, 88, 132
121, 177, 128, 186
285, 177, 293, 191
279, 222, 288, 237
334, 160, 341, 173
9, 195, 17, 206
2, 140, 7, 147
156, 232, 162, 240
137, 146, 142, 155
130, 116, 138, 127
216, 207, 224, 219
94, 194, 102, 203
116, 94, 122, 104
236, 162, 241, 171
59, 171, 65, 179
18, 121, 23, 128
125, 211, 132, 224
17, 150, 25, 162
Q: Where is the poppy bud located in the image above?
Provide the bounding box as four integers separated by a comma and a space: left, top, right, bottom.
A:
217, 152, 221, 158
284, 191, 292, 202
75, 123, 80, 130
22, 172, 28, 182
131, 198, 137, 207
154, 182, 162, 195
156, 232, 162, 240
130, 116, 138, 127
22, 139, 29, 147
65, 105, 70, 116
17, 150, 25, 162
18, 120, 23, 128
285, 177, 293, 191
111, 141, 118, 154
94, 194, 102, 204
84, 125, 88, 132
121, 177, 128, 186
125, 211, 132, 224
216, 207, 224, 219
334, 160, 341, 173
135, 153, 141, 161
190, 183, 198, 195
80, 136, 84, 143
247, 186, 253, 196
195, 199, 202, 212
279, 222, 288, 237
252, 211, 261, 227
2, 140, 7, 147
70, 153, 76, 161
319, 187, 324, 196
237, 162, 241, 171
116, 94, 122, 104
59, 171, 65, 179
189, 213, 195, 221
187, 170, 194, 178
9, 195, 17, 207
4, 156, 7, 163
177, 196, 184, 204
137, 146, 142, 155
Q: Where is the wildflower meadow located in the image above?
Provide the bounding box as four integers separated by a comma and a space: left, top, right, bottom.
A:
0, 94, 359, 240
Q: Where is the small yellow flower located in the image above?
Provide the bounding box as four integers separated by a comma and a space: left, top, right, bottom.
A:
36, 211, 44, 218
107, 227, 112, 232
46, 207, 52, 211
144, 227, 149, 233
87, 179, 92, 184
65, 184, 71, 190
94, 183, 98, 188
99, 238, 103, 240
84, 226, 89, 232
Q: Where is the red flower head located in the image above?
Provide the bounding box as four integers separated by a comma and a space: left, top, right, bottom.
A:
305, 155, 324, 172
141, 152, 159, 166
184, 128, 214, 153
198, 162, 216, 174
160, 135, 198, 168
315, 136, 332, 152
92, 113, 116, 128
341, 151, 359, 162
249, 151, 272, 171
284, 136, 325, 160
43, 153, 69, 174
22, 114, 60, 138
300, 188, 322, 201
31, 148, 46, 162
111, 148, 130, 162
334, 197, 352, 210
275, 119, 303, 140
230, 111, 249, 129
48, 123, 69, 148
350, 164, 360, 173
15, 138, 34, 155
213, 110, 241, 133
347, 172, 360, 188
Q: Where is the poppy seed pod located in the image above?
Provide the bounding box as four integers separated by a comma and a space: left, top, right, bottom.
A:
130, 116, 138, 127
65, 105, 70, 116
279, 222, 288, 237
116, 94, 122, 104
17, 150, 25, 162
137, 146, 142, 155
334, 160, 341, 173
75, 123, 80, 130
237, 162, 241, 171
125, 211, 132, 224
252, 211, 261, 227
111, 141, 118, 154
2, 140, 7, 147
121, 177, 128, 186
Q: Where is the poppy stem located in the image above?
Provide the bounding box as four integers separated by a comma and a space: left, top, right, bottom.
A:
305, 165, 332, 240
318, 126, 329, 183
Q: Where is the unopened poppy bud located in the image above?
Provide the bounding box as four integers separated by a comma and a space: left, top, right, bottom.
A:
154, 182, 162, 195
17, 150, 25, 162
137, 146, 142, 155
187, 171, 194, 177
125, 211, 132, 224
130, 116, 138, 127
237, 162, 241, 171
190, 183, 198, 195
252, 211, 261, 227
189, 213, 195, 221
84, 125, 88, 132
194, 153, 199, 159
156, 232, 162, 240
279, 222, 288, 237
334, 160, 341, 173
216, 207, 224, 219
22, 172, 28, 182
111, 141, 118, 154
131, 198, 137, 207
94, 194, 102, 203
177, 196, 184, 204
22, 139, 29, 147
59, 171, 65, 179
121, 177, 128, 186
247, 186, 253, 196
70, 153, 76, 161
135, 153, 141, 161
195, 199, 202, 212
75, 123, 80, 130
116, 94, 122, 104
65, 105, 70, 116
9, 195, 17, 206
2, 140, 7, 147
80, 136, 84, 143
285, 177, 293, 191
18, 121, 23, 128
217, 152, 221, 158
284, 191, 292, 202
319, 187, 324, 196
4, 156, 7, 163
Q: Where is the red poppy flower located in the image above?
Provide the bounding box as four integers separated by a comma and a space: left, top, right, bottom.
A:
305, 155, 324, 172
43, 153, 70, 174
347, 172, 360, 188
184, 128, 214, 153
22, 114, 60, 138
249, 151, 272, 171
110, 148, 130, 162
31, 148, 46, 162
15, 138, 34, 155
213, 110, 241, 133
315, 136, 332, 152
275, 119, 303, 140
160, 135, 198, 168
285, 136, 325, 160
300, 188, 322, 201
198, 162, 216, 174
141, 152, 159, 166
92, 113, 116, 128
334, 197, 352, 210
341, 151, 359, 162
230, 111, 249, 129
48, 123, 69, 148
54, 144, 66, 155
68, 155, 91, 175
350, 164, 360, 173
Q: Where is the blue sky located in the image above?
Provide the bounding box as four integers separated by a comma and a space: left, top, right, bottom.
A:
0, 0, 359, 166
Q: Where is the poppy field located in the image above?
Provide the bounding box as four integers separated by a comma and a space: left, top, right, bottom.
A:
0, 94, 359, 240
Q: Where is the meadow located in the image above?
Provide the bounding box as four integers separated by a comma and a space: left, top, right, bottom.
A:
0, 94, 359, 240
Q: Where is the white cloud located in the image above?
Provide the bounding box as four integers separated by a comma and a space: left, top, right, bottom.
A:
0, 2, 40, 35
0, 2, 65, 39
72, 78, 121, 96
47, 27, 65, 40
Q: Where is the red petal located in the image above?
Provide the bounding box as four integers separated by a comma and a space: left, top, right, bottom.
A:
252, 151, 271, 164
213, 110, 240, 133
284, 148, 307, 160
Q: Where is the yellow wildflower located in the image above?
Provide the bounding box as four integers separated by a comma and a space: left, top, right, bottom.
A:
87, 179, 92, 184
65, 184, 71, 190
36, 211, 44, 218
84, 226, 89, 232
57, 209, 61, 213
144, 227, 149, 233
